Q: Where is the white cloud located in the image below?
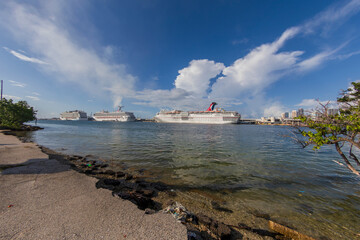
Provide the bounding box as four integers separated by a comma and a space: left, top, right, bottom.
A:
0, 2, 136, 107
26, 95, 40, 101
263, 102, 286, 118
3, 95, 22, 100
9, 80, 26, 88
4, 47, 48, 65
301, 0, 360, 35
32, 92, 40, 96
296, 99, 337, 109
210, 27, 303, 99
174, 59, 225, 97
336, 50, 360, 60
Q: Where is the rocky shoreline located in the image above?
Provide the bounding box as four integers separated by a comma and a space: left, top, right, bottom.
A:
6, 127, 316, 240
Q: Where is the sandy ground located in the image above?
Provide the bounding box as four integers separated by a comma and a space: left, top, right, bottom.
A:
0, 131, 187, 240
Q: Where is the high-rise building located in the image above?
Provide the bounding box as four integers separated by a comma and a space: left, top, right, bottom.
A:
281, 112, 289, 119
297, 108, 304, 116
291, 110, 298, 119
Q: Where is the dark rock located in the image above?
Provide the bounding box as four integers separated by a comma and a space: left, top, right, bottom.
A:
237, 223, 251, 230
197, 213, 212, 227
150, 182, 168, 191
211, 201, 233, 213
115, 171, 125, 177
96, 179, 116, 190
114, 191, 155, 210
251, 210, 271, 220
252, 229, 277, 238
142, 189, 155, 197
125, 173, 133, 180
103, 179, 120, 186
68, 155, 82, 161
144, 208, 156, 214
104, 170, 116, 176
210, 222, 232, 240
100, 164, 109, 168
84, 169, 94, 174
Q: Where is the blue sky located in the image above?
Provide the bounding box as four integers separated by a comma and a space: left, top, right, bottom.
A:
1, 0, 360, 118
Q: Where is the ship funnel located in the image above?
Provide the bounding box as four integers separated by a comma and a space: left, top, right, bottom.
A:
206, 102, 217, 111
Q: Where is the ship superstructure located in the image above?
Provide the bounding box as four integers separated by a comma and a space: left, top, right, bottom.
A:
93, 106, 136, 122
154, 102, 240, 124
60, 110, 88, 121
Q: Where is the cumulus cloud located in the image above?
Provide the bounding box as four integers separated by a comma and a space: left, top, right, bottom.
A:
9, 80, 26, 88
4, 47, 48, 65
174, 59, 225, 97
210, 28, 302, 99
133, 88, 209, 110
263, 102, 287, 118
0, 1, 136, 107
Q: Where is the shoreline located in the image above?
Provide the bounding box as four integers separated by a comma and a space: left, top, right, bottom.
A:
2, 128, 317, 240
0, 130, 187, 240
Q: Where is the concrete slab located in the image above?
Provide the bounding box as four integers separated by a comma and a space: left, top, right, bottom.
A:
0, 131, 187, 240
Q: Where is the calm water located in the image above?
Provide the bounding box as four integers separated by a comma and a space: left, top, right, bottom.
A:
26, 120, 360, 239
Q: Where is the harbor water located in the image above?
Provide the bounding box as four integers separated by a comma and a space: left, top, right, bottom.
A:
24, 120, 360, 239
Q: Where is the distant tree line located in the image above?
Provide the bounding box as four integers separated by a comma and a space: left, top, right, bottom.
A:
0, 98, 37, 130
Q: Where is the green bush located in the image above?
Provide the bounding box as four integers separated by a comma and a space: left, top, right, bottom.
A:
0, 98, 37, 130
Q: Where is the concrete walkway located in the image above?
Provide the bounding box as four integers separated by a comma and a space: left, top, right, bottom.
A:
0, 131, 187, 240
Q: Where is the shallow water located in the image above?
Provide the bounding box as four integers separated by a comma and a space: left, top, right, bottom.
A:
25, 120, 360, 239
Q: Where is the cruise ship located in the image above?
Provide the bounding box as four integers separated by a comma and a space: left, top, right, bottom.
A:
154, 102, 240, 124
60, 110, 88, 121
93, 106, 136, 122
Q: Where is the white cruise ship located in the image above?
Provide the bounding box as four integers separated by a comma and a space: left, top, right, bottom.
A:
60, 110, 88, 121
93, 106, 136, 122
154, 102, 240, 124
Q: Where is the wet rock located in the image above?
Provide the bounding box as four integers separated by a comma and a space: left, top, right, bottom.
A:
125, 173, 133, 180
211, 201, 233, 213
68, 155, 83, 161
237, 223, 251, 230
150, 182, 168, 191
116, 171, 125, 177
209, 221, 232, 240
197, 214, 212, 227
142, 189, 155, 197
144, 208, 156, 214
104, 170, 116, 176
84, 169, 94, 174
114, 191, 155, 210
103, 179, 120, 186
96, 179, 116, 190
250, 210, 271, 220
100, 164, 109, 168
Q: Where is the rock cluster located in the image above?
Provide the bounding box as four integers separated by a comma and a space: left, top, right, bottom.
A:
41, 149, 311, 240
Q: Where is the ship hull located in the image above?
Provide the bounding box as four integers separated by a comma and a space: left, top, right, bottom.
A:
60, 117, 88, 121
93, 112, 136, 122
154, 113, 240, 124
92, 117, 135, 122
